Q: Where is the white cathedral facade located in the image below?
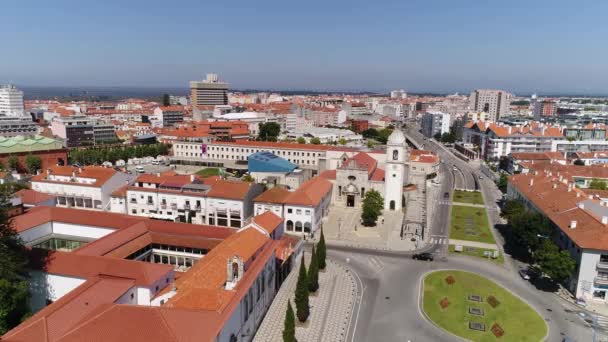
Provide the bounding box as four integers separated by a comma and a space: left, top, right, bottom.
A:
325, 130, 409, 211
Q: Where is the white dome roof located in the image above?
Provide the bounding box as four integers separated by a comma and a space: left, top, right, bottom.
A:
387, 129, 406, 145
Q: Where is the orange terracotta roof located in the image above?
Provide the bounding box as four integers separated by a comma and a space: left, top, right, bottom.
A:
14, 189, 55, 205
206, 180, 254, 200
31, 165, 118, 188
340, 152, 378, 176
253, 187, 291, 204
319, 169, 336, 180
213, 140, 360, 152
283, 176, 333, 206
252, 211, 283, 234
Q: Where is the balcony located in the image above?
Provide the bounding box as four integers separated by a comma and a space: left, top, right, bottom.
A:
184, 204, 191, 210
170, 203, 177, 210
597, 261, 608, 270
595, 276, 608, 286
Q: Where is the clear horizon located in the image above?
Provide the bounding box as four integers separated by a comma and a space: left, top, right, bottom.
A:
3, 0, 608, 95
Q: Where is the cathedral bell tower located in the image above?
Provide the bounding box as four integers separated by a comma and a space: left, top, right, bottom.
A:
384, 130, 407, 211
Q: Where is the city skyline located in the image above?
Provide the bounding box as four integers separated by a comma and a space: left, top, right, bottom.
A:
3, 0, 608, 94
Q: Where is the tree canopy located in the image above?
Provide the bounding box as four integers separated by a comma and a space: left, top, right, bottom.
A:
69, 143, 169, 165
258, 122, 281, 141
294, 254, 309, 322
589, 179, 608, 190
0, 190, 30, 334
535, 240, 576, 283
24, 155, 42, 175
282, 301, 296, 342
361, 189, 384, 226
309, 137, 321, 145
296, 137, 306, 144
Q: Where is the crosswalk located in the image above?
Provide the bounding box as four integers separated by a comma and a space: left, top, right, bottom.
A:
430, 235, 449, 245
367, 256, 385, 272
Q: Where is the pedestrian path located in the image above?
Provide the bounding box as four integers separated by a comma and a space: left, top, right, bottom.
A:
429, 235, 449, 245
448, 238, 498, 250
253, 257, 356, 342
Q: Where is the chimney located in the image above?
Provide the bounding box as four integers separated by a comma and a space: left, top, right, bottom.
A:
578, 203, 585, 210
46, 168, 51, 176
552, 183, 557, 189
507, 126, 512, 134
72, 171, 76, 178
78, 167, 83, 173
570, 220, 577, 229
529, 179, 534, 186
602, 216, 608, 225
576, 192, 581, 198
568, 183, 573, 192
190, 174, 196, 182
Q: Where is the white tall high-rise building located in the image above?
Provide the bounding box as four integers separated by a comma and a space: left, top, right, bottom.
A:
0, 85, 25, 116
384, 130, 408, 211
469, 89, 512, 122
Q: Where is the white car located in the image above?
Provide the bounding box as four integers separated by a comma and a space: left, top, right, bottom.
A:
518, 269, 530, 280
135, 166, 145, 173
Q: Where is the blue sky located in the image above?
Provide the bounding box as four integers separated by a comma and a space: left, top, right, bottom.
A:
3, 0, 608, 94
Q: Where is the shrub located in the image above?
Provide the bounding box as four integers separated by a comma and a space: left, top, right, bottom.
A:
445, 275, 455, 285
439, 297, 450, 309
487, 295, 500, 308
491, 323, 505, 337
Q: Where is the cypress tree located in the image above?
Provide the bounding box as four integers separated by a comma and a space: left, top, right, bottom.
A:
294, 254, 309, 322
308, 246, 319, 293
282, 300, 296, 342
317, 229, 327, 270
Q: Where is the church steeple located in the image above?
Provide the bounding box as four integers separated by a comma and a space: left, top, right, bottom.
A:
384, 130, 407, 211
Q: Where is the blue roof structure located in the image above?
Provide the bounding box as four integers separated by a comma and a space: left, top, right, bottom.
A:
248, 151, 297, 173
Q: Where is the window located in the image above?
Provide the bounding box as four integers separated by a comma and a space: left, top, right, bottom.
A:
600, 254, 608, 263
287, 208, 293, 214
305, 210, 310, 215
296, 209, 302, 215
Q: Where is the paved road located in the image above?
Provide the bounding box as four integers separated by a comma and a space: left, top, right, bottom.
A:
331, 247, 592, 342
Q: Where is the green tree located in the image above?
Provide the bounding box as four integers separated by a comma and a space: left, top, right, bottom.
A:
309, 137, 321, 145
361, 128, 379, 140
294, 254, 309, 322
162, 93, 170, 106
307, 246, 319, 293
500, 199, 526, 221
535, 240, 576, 283
24, 155, 42, 175
317, 229, 326, 270
366, 140, 375, 149
0, 161, 4, 171
440, 132, 455, 144
573, 159, 585, 166
258, 122, 282, 141
497, 173, 509, 193
376, 128, 393, 144
589, 179, 608, 190
0, 191, 30, 334
361, 189, 384, 226
7, 156, 19, 171
242, 174, 255, 182
433, 132, 442, 141
510, 211, 551, 253
296, 137, 306, 144
283, 301, 296, 342
338, 138, 347, 145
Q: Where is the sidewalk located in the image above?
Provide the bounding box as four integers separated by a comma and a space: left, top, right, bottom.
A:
253, 257, 356, 342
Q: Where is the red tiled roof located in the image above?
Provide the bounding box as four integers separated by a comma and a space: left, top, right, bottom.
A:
206, 180, 254, 200
319, 169, 336, 180
252, 211, 283, 234
340, 152, 378, 176
14, 189, 55, 205
283, 176, 333, 207
253, 187, 290, 204
31, 165, 118, 188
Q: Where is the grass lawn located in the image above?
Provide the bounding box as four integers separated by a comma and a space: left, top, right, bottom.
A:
453, 190, 485, 205
422, 270, 546, 342
449, 205, 496, 244
448, 244, 504, 264
196, 168, 220, 178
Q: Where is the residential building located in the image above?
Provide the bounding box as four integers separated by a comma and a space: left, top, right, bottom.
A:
0, 115, 38, 137
508, 170, 608, 306
532, 98, 557, 120
571, 151, 608, 166
280, 127, 363, 144
507, 152, 567, 173
116, 171, 264, 228
4, 206, 298, 342
0, 135, 67, 172
247, 151, 306, 188
421, 111, 451, 138
463, 121, 565, 160
50, 115, 117, 147
152, 106, 184, 128
390, 89, 408, 99
409, 150, 440, 176
190, 73, 229, 108
31, 165, 132, 211
0, 84, 25, 116
254, 176, 333, 237
469, 89, 513, 122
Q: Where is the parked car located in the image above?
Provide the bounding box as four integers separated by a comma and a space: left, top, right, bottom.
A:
135, 166, 145, 173
479, 175, 484, 180
151, 160, 160, 165
443, 192, 449, 199
412, 252, 434, 261
518, 268, 531, 280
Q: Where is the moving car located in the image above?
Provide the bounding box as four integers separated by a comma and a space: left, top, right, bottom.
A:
518, 268, 531, 280
412, 252, 434, 261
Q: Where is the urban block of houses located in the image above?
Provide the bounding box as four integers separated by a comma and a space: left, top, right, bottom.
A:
31, 165, 132, 211
110, 171, 264, 228
508, 170, 608, 305
3, 206, 299, 342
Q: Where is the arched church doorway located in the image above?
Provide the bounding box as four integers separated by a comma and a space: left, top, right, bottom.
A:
346, 195, 355, 207
389, 200, 396, 210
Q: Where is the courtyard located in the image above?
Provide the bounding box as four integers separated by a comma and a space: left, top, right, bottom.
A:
422, 270, 547, 342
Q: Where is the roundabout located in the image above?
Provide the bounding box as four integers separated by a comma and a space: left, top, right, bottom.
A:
421, 270, 548, 342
